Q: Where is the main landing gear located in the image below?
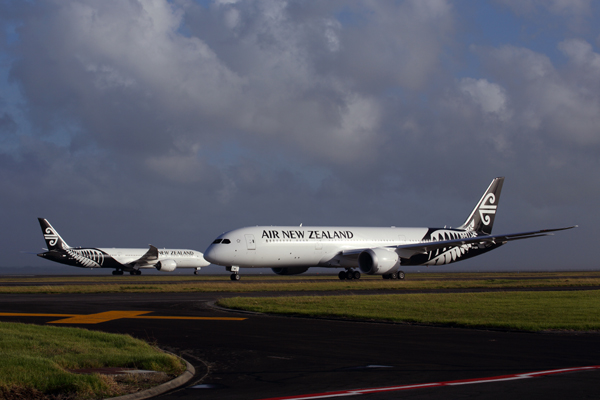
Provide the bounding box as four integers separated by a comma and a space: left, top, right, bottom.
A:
111, 269, 142, 276
227, 266, 240, 281
338, 269, 361, 280
382, 271, 405, 280
194, 267, 202, 275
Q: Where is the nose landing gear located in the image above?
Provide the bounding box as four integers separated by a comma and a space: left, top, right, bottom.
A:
227, 266, 241, 281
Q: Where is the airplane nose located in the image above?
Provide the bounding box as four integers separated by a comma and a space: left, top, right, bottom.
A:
203, 245, 218, 264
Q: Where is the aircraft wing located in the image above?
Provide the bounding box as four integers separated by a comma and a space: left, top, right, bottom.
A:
131, 245, 160, 266
391, 225, 577, 259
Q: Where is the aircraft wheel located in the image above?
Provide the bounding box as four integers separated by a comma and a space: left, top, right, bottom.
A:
194, 271, 198, 275
353, 271, 361, 280
230, 273, 240, 281
398, 271, 405, 280
390, 272, 398, 280
118, 270, 124, 275
382, 274, 389, 280
338, 271, 347, 280
112, 270, 117, 275
136, 270, 142, 275
130, 271, 135, 275
346, 270, 354, 280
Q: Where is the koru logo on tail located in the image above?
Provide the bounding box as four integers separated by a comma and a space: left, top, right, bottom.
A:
478, 193, 497, 225
44, 227, 59, 246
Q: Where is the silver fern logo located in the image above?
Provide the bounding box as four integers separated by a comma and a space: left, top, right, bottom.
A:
478, 193, 497, 225
44, 227, 59, 247
67, 249, 104, 267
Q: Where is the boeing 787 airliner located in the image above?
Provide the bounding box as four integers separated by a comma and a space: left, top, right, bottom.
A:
37, 218, 209, 275
203, 177, 576, 281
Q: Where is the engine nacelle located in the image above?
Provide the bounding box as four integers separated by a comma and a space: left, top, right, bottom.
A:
271, 267, 310, 275
156, 259, 177, 272
358, 248, 399, 275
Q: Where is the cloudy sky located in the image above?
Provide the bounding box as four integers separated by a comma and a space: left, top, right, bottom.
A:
1, 0, 598, 273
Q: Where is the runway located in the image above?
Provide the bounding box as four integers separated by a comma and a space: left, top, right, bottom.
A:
1, 291, 599, 399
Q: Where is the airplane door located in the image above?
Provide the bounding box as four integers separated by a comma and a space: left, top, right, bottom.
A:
245, 234, 256, 250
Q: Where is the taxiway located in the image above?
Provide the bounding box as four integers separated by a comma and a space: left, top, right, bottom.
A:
0, 290, 598, 399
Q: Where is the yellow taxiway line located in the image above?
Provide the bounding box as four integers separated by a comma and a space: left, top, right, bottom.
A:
0, 311, 247, 324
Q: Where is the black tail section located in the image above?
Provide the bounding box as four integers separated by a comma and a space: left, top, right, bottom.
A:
459, 177, 504, 235
38, 218, 70, 251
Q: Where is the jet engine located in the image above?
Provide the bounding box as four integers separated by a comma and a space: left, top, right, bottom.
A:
271, 267, 310, 275
156, 259, 177, 272
358, 248, 399, 275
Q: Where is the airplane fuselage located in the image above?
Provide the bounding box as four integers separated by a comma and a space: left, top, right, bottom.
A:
38, 247, 207, 269
204, 177, 575, 281
204, 225, 500, 269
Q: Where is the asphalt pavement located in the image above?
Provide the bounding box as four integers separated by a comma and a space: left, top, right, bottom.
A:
0, 291, 599, 399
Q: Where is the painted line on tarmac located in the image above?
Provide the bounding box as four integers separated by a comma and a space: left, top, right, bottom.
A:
0, 311, 247, 324
257, 366, 600, 400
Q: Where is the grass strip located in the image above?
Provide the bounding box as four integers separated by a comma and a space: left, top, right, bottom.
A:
1, 277, 600, 294
218, 290, 600, 331
0, 322, 185, 399
2, 271, 600, 283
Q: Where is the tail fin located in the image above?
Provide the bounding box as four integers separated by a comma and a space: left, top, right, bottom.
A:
38, 218, 70, 251
458, 177, 504, 235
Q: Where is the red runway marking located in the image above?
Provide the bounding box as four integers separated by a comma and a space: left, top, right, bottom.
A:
257, 366, 600, 400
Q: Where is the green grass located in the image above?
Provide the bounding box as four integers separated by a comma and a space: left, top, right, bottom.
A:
1, 272, 600, 294
0, 322, 185, 399
218, 290, 600, 331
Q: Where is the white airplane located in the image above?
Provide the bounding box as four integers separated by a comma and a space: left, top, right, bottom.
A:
204, 177, 576, 281
37, 218, 209, 275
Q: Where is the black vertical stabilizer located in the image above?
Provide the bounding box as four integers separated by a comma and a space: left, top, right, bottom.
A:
458, 177, 504, 235
38, 218, 70, 251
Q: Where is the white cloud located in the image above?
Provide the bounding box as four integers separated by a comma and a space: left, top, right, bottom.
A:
496, 0, 592, 32
477, 42, 600, 146
497, 0, 591, 17
459, 78, 511, 120
558, 39, 600, 72
60, 0, 245, 115
323, 19, 341, 53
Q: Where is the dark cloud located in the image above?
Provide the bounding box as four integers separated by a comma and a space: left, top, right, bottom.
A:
0, 0, 596, 271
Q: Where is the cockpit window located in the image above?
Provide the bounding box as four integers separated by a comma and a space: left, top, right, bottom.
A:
222, 239, 231, 244
212, 239, 223, 244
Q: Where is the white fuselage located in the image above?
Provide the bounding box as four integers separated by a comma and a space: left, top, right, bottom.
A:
64, 247, 209, 269
203, 226, 469, 268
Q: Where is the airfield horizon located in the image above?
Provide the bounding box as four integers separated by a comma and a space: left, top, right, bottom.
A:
0, 271, 599, 294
